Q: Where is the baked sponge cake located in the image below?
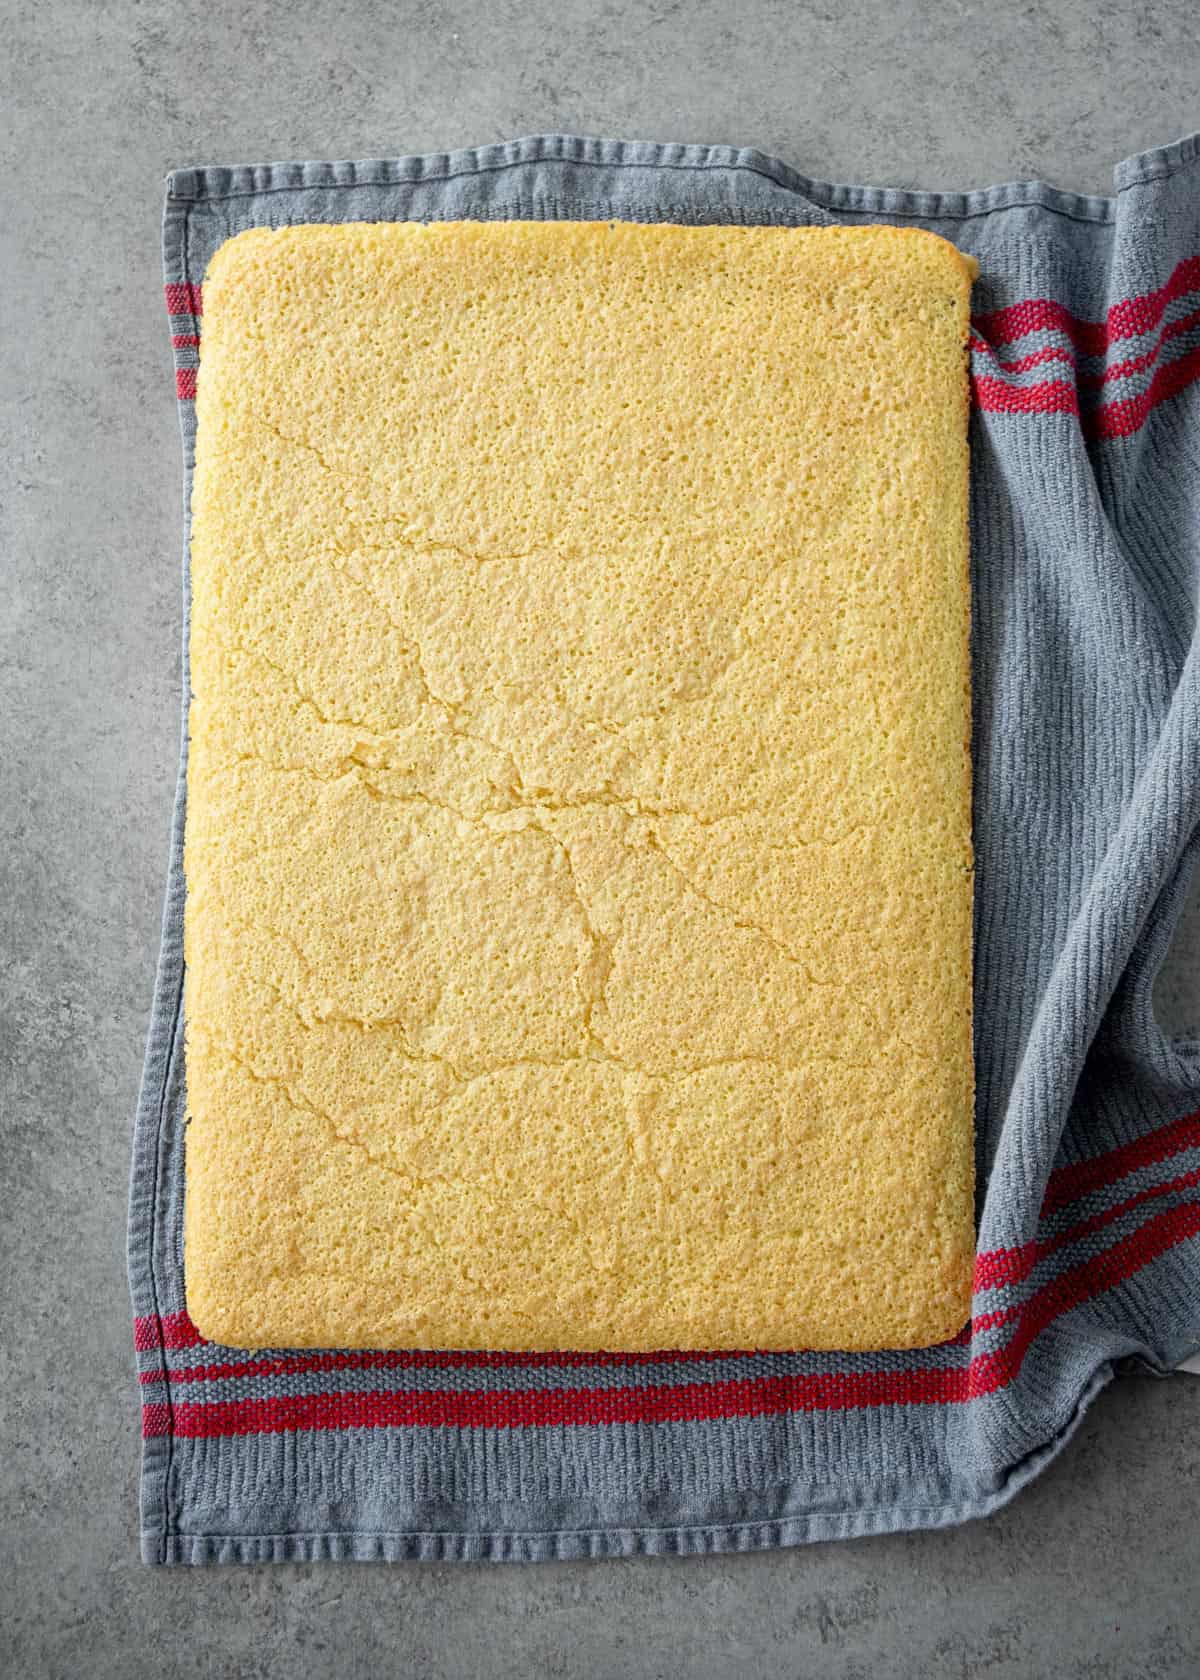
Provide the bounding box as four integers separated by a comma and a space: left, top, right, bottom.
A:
183, 219, 977, 1352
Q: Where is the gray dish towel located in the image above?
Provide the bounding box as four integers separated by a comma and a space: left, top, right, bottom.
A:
130, 132, 1200, 1564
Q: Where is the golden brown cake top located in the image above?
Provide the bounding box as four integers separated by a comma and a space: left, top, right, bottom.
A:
183, 219, 976, 1351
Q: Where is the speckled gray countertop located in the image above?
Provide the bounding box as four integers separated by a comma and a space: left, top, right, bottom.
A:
2, 2, 1198, 1675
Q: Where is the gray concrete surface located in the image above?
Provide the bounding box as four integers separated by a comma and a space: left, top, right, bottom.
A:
2, 1, 1198, 1675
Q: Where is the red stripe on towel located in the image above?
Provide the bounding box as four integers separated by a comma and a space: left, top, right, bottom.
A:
971, 374, 1079, 417
142, 1199, 1200, 1436
1043, 1109, 1200, 1215
971, 347, 1200, 436
1085, 344, 1200, 439
973, 255, 1200, 353
974, 1163, 1200, 1296
164, 282, 203, 317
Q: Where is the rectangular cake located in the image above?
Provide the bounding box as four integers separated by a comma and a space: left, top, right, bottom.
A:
183, 218, 977, 1351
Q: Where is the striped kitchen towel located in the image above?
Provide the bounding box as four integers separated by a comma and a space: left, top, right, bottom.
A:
130, 132, 1200, 1564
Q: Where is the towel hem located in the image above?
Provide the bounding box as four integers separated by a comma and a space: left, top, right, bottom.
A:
163, 129, 1200, 225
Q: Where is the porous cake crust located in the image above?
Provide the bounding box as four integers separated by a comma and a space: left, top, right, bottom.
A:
183, 219, 976, 1351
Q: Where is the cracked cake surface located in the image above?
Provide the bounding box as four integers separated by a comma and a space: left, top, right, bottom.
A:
182, 218, 977, 1351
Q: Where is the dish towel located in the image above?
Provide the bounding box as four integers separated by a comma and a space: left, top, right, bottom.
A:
130, 132, 1200, 1564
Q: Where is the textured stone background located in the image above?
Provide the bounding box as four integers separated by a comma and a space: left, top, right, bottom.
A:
2, 1, 1197, 1675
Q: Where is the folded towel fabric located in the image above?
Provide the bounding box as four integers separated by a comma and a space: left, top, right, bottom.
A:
130, 132, 1200, 1564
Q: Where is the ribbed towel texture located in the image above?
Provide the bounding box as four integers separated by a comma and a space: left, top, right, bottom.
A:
130, 132, 1200, 1564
